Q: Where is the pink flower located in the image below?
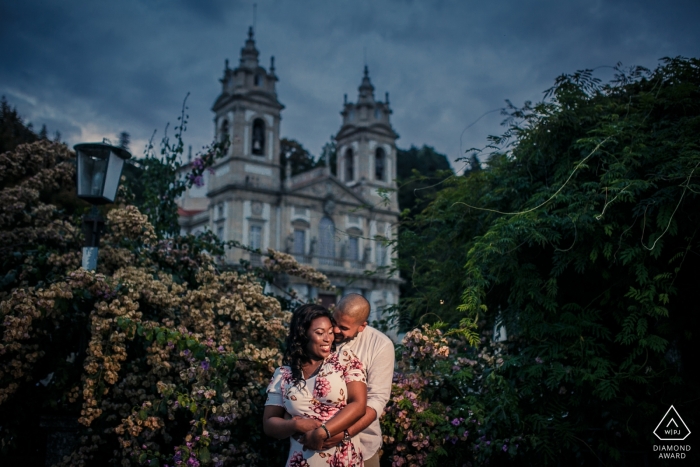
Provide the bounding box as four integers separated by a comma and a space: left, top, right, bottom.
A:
289, 451, 310, 467
313, 377, 331, 398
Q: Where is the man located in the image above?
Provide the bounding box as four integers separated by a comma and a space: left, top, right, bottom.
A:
302, 293, 395, 467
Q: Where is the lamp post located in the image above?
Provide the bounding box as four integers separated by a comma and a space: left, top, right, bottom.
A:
74, 141, 131, 270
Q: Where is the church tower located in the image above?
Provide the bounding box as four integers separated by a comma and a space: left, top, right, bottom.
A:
335, 67, 399, 212
209, 27, 284, 194
204, 27, 285, 258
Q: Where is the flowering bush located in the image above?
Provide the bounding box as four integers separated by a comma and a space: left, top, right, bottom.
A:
381, 325, 526, 466
0, 141, 330, 466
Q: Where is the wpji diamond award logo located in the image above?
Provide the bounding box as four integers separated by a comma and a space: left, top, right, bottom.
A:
653, 405, 691, 459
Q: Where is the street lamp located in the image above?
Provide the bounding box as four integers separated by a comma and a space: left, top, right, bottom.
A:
74, 141, 131, 270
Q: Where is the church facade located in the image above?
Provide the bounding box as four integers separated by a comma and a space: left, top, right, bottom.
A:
178, 29, 400, 324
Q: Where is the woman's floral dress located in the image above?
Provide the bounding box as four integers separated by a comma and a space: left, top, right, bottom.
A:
266, 350, 367, 467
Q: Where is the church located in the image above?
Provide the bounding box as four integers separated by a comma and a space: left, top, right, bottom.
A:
178, 28, 401, 324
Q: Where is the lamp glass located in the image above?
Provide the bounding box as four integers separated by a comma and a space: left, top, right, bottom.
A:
75, 143, 130, 204
77, 147, 109, 198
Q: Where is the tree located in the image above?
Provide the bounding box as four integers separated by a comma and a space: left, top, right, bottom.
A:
39, 124, 48, 140
118, 131, 130, 151
462, 153, 482, 176
396, 145, 453, 215
395, 57, 700, 463
391, 145, 453, 330
280, 137, 316, 181
0, 96, 38, 153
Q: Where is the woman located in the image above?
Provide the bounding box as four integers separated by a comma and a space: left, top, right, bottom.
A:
264, 304, 367, 466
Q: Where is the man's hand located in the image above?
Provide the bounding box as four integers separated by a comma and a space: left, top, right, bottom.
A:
321, 431, 344, 449
299, 427, 326, 451
292, 416, 321, 434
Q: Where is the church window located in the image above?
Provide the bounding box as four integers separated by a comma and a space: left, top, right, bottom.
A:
252, 118, 265, 155
254, 74, 262, 86
375, 238, 387, 266
293, 229, 306, 255
319, 217, 335, 258
217, 225, 224, 241
347, 237, 359, 261
374, 108, 380, 119
375, 147, 386, 181
249, 225, 262, 250
345, 148, 354, 182
348, 109, 355, 121
220, 119, 229, 144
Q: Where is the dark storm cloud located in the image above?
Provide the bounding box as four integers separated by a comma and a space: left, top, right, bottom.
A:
1, 0, 698, 166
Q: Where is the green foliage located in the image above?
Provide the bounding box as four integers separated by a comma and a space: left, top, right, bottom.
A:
396, 57, 700, 464
280, 137, 316, 180
396, 145, 453, 216
0, 96, 39, 153
381, 326, 524, 466
122, 95, 228, 237
392, 145, 454, 330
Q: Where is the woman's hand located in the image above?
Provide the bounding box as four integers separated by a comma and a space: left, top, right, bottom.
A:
292, 416, 322, 434
299, 427, 326, 451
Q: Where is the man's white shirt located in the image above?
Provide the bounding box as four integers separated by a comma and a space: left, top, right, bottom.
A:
337, 326, 395, 459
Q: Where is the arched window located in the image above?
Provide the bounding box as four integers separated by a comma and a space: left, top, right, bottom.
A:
254, 74, 262, 86
347, 236, 359, 261
220, 119, 229, 144
375, 147, 385, 181
319, 217, 335, 258
252, 118, 265, 155
345, 148, 354, 182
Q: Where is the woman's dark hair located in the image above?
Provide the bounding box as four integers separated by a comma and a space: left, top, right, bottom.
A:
283, 304, 334, 387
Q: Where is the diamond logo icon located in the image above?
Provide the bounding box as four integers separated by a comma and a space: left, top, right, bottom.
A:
654, 405, 691, 441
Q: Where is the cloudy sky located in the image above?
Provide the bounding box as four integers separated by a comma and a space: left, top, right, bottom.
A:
2, 0, 699, 170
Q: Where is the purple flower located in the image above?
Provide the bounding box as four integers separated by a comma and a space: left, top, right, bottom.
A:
192, 158, 204, 169
200, 361, 210, 371
486, 441, 491, 445
535, 357, 543, 364
451, 418, 461, 426
502, 444, 508, 452
193, 175, 204, 187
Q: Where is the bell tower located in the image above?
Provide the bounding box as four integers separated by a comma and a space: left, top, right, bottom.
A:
210, 27, 284, 193
335, 66, 399, 212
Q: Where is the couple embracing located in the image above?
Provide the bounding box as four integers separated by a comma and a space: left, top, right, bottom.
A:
263, 294, 395, 467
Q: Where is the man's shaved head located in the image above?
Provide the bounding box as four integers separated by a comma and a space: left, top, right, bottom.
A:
336, 293, 370, 324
